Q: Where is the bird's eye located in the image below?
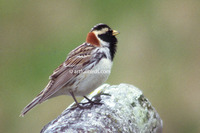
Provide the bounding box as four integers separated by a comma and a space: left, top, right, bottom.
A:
108, 30, 112, 35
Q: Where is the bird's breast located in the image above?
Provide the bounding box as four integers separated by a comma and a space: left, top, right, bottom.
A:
73, 58, 113, 96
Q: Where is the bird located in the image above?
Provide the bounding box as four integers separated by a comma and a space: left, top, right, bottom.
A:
20, 23, 119, 117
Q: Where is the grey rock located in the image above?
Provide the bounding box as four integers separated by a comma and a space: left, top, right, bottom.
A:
41, 83, 163, 133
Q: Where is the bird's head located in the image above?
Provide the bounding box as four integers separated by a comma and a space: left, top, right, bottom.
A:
86, 23, 119, 47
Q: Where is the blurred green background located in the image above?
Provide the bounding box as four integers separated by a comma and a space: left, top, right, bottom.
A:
1, 0, 200, 133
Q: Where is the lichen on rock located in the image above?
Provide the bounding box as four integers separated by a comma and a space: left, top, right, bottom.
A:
41, 83, 163, 133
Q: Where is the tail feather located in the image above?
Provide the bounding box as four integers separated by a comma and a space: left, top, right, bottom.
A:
20, 80, 56, 117
20, 94, 43, 117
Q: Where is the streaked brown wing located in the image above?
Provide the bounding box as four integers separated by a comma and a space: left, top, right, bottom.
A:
50, 43, 95, 79
38, 43, 96, 102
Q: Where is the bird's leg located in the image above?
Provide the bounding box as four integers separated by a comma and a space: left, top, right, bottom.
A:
83, 96, 93, 103
82, 92, 111, 105
90, 92, 111, 100
69, 90, 109, 109
83, 96, 102, 105
69, 90, 86, 109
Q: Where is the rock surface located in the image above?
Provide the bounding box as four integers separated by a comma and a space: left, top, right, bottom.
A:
41, 83, 163, 133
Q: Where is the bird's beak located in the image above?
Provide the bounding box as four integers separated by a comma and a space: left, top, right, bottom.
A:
112, 30, 120, 36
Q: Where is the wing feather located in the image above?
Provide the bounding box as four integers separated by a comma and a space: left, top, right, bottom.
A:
20, 43, 97, 116
38, 43, 96, 102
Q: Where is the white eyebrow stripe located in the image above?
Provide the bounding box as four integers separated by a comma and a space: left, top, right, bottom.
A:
93, 28, 109, 35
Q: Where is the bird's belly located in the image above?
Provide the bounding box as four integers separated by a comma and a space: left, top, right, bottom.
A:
73, 58, 112, 96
